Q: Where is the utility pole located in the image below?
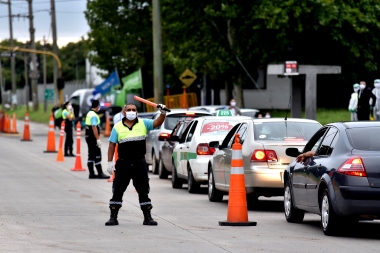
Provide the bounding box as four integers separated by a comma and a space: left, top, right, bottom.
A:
152, 0, 164, 104
7, 0, 17, 107
0, 57, 3, 110
28, 0, 39, 111
43, 36, 47, 112
50, 0, 60, 103
24, 54, 29, 111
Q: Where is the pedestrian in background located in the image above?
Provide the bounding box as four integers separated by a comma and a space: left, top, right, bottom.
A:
85, 100, 110, 179
227, 98, 241, 116
113, 105, 126, 125
348, 83, 359, 121
357, 81, 376, 120
62, 102, 75, 157
105, 103, 167, 226
372, 79, 380, 121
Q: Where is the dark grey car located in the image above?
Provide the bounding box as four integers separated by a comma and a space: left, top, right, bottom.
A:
284, 122, 380, 235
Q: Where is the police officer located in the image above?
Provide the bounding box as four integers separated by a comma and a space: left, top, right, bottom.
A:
357, 81, 376, 120
105, 103, 167, 226
62, 101, 75, 157
85, 100, 110, 179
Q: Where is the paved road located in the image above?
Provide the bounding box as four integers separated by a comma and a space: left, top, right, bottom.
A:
1, 120, 380, 252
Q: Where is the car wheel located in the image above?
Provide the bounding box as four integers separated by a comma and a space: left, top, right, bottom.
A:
187, 166, 200, 193
158, 157, 169, 179
151, 152, 158, 174
172, 160, 183, 189
321, 189, 340, 236
208, 166, 223, 202
284, 181, 305, 223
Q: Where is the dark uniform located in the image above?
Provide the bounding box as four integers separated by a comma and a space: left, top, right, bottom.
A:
62, 108, 74, 156
357, 86, 377, 120
85, 109, 109, 179
106, 117, 157, 226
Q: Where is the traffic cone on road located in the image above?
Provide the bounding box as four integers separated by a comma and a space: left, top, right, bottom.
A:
4, 114, 10, 133
108, 144, 118, 182
21, 111, 32, 141
43, 114, 57, 153
104, 115, 111, 137
71, 121, 86, 171
56, 121, 65, 162
219, 134, 257, 226
10, 113, 18, 134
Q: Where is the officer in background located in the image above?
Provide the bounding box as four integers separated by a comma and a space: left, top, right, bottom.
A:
348, 83, 359, 121
85, 100, 110, 179
372, 79, 380, 121
105, 103, 167, 226
357, 81, 377, 120
62, 102, 75, 157
113, 105, 126, 125
226, 98, 242, 116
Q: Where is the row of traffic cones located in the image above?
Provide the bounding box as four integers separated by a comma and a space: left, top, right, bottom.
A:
0, 111, 18, 134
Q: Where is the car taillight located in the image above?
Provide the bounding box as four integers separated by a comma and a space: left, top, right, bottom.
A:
251, 149, 278, 162
338, 157, 367, 177
158, 133, 170, 141
197, 143, 215, 155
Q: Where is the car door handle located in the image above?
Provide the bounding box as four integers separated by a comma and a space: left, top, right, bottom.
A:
179, 147, 182, 149
186, 146, 189, 149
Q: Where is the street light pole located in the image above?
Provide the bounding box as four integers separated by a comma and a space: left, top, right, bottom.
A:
50, 0, 59, 103
7, 0, 17, 107
28, 0, 39, 111
152, 0, 164, 104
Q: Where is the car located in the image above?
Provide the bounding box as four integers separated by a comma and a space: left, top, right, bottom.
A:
240, 108, 260, 118
171, 116, 248, 192
188, 105, 228, 115
159, 119, 193, 179
283, 121, 380, 235
207, 118, 322, 203
145, 109, 213, 174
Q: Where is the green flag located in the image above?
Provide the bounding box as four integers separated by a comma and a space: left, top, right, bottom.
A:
121, 69, 142, 91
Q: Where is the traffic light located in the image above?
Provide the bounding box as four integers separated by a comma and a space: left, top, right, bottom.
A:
57, 77, 65, 90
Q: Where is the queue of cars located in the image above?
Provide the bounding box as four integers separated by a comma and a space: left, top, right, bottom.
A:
143, 106, 380, 236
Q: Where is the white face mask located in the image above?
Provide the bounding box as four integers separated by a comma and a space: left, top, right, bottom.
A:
67, 105, 72, 110
354, 88, 359, 92
375, 83, 380, 88
230, 102, 236, 106
126, 111, 137, 121
359, 84, 365, 90
96, 106, 100, 112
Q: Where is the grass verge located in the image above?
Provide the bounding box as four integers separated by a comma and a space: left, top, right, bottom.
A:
1, 104, 55, 124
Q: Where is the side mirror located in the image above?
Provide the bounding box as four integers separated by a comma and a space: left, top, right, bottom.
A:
286, 147, 301, 158
209, 141, 219, 149
169, 135, 179, 142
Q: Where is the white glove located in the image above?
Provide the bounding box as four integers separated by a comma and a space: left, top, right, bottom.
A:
158, 104, 167, 114
96, 139, 102, 148
107, 161, 115, 175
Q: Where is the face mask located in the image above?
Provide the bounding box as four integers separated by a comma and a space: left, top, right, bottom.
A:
96, 107, 101, 112
126, 111, 137, 121
67, 105, 72, 110
359, 84, 365, 90
353, 88, 359, 92
375, 83, 380, 88
230, 102, 236, 106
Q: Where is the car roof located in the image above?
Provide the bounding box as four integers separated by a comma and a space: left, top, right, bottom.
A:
328, 121, 380, 129
188, 105, 228, 111
252, 118, 321, 124
193, 116, 253, 120
240, 108, 260, 112
154, 109, 213, 115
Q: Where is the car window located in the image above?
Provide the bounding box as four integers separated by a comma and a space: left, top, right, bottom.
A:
235, 123, 248, 145
347, 127, 380, 151
185, 121, 198, 142
315, 127, 338, 156
220, 124, 241, 149
253, 122, 321, 141
164, 113, 210, 130
179, 122, 193, 143
200, 119, 240, 136
303, 127, 328, 153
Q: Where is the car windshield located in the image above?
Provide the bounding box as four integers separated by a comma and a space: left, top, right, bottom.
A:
347, 127, 380, 151
164, 113, 210, 130
200, 119, 240, 136
253, 122, 321, 141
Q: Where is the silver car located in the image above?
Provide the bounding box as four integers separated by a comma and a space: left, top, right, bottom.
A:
145, 109, 212, 174
208, 118, 322, 202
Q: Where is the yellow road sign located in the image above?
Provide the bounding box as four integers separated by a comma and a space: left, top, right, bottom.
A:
179, 68, 197, 87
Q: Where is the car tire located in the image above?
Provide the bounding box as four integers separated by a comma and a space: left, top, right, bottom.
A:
321, 189, 341, 236
187, 165, 200, 193
284, 181, 305, 223
208, 166, 223, 202
151, 152, 158, 174
158, 157, 169, 179
172, 160, 183, 189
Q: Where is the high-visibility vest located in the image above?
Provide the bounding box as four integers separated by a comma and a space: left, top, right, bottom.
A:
62, 109, 74, 120
113, 119, 147, 158
85, 110, 100, 126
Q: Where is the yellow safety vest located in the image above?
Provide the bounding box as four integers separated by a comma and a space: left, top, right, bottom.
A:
113, 119, 147, 158
85, 110, 100, 126
62, 109, 74, 120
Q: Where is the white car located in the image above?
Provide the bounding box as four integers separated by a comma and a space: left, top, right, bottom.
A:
188, 105, 228, 115
171, 116, 252, 193
145, 109, 212, 174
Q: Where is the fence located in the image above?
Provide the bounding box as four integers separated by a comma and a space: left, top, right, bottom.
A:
145, 93, 198, 112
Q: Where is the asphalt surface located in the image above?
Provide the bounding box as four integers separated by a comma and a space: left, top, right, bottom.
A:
1, 119, 380, 252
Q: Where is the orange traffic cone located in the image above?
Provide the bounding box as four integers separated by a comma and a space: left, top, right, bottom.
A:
180, 86, 188, 108
44, 114, 57, 153
5, 114, 10, 133
21, 111, 32, 141
71, 121, 86, 171
108, 144, 118, 182
219, 134, 257, 226
10, 113, 18, 134
104, 115, 111, 137
56, 121, 65, 162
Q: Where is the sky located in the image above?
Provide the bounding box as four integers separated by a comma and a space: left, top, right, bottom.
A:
0, 0, 89, 48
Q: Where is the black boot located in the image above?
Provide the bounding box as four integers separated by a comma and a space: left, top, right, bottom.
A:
143, 209, 158, 226
105, 206, 120, 226
88, 162, 98, 179
96, 165, 110, 179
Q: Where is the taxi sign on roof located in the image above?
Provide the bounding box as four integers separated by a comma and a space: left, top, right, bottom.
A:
217, 110, 232, 117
